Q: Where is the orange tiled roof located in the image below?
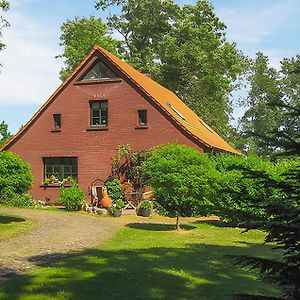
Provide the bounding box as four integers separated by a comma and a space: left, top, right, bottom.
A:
96, 46, 240, 155
1, 46, 240, 155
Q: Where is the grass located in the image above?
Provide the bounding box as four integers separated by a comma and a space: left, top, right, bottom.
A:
0, 213, 33, 242
0, 217, 282, 300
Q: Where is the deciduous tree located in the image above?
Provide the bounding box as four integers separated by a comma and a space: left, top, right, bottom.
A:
142, 143, 217, 229
239, 53, 300, 156
0, 121, 12, 147
57, 16, 120, 81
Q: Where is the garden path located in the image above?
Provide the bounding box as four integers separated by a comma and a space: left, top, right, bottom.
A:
0, 208, 129, 278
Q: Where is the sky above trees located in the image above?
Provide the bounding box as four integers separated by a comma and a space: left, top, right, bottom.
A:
0, 0, 299, 134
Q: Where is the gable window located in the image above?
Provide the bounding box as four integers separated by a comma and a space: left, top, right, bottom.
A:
138, 110, 147, 126
82, 61, 117, 80
90, 100, 108, 127
44, 157, 77, 181
53, 114, 61, 129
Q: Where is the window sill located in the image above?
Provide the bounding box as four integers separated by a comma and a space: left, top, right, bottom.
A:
135, 125, 148, 130
86, 127, 108, 131
40, 184, 72, 189
75, 78, 122, 85
51, 129, 61, 132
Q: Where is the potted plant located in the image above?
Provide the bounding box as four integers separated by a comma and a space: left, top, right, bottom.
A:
136, 200, 153, 217
109, 199, 125, 217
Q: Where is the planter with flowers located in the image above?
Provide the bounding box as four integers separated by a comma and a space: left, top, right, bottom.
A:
109, 199, 125, 217
136, 200, 153, 217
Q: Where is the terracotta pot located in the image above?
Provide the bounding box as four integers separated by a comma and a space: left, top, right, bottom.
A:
100, 187, 112, 208
100, 196, 112, 208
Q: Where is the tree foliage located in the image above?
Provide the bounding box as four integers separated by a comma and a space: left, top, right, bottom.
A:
239, 53, 300, 156
234, 68, 300, 299
142, 143, 217, 229
0, 121, 12, 147
0, 0, 9, 62
213, 154, 293, 226
57, 16, 120, 81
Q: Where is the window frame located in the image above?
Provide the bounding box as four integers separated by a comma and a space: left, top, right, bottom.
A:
138, 109, 148, 126
43, 157, 78, 182
81, 61, 118, 81
53, 114, 61, 129
89, 100, 108, 127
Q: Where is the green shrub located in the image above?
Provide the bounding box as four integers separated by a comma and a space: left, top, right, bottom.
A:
9, 193, 36, 207
59, 180, 85, 210
142, 143, 218, 228
108, 198, 125, 215
213, 154, 295, 225
0, 151, 33, 195
0, 191, 36, 207
137, 200, 153, 210
105, 178, 123, 201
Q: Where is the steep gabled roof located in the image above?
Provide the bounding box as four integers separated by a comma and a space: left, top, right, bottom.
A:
96, 46, 240, 155
1, 45, 240, 155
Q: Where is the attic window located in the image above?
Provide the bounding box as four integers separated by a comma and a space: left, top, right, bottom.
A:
53, 114, 61, 129
138, 110, 147, 126
82, 61, 117, 80
167, 103, 186, 120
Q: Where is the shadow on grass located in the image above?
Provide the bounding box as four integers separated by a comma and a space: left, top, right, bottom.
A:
232, 295, 281, 300
192, 219, 236, 228
0, 215, 26, 224
0, 243, 281, 300
126, 222, 197, 231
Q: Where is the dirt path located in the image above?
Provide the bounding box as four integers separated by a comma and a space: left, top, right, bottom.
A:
0, 208, 217, 280
0, 208, 128, 277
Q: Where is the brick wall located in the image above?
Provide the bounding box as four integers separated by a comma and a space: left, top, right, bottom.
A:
6, 53, 205, 202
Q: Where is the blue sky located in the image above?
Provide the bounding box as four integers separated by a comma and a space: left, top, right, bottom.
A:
0, 0, 299, 134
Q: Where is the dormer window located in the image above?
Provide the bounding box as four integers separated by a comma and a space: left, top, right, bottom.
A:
53, 114, 61, 129
90, 100, 108, 127
138, 110, 147, 126
82, 61, 117, 80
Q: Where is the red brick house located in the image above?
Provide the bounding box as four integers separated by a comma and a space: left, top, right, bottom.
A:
1, 46, 239, 202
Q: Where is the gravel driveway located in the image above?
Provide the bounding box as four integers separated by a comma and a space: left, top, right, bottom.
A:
0, 208, 128, 278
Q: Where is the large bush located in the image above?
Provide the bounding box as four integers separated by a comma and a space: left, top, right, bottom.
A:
142, 143, 217, 229
59, 180, 85, 210
0, 151, 33, 197
213, 154, 296, 225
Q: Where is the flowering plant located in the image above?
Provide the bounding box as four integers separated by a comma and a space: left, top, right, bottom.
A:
121, 181, 134, 193
109, 199, 125, 214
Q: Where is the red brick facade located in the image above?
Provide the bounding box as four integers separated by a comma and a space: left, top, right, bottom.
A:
5, 51, 206, 202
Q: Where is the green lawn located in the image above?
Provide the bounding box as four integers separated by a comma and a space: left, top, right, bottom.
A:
0, 219, 282, 300
0, 213, 32, 242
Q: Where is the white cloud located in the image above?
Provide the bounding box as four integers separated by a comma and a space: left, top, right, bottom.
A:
0, 3, 62, 106
216, 1, 296, 46
215, 0, 300, 69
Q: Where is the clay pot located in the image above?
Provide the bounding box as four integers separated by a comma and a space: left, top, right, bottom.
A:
100, 196, 112, 208
100, 187, 112, 208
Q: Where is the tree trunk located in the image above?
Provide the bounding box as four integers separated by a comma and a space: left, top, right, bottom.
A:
176, 216, 180, 230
